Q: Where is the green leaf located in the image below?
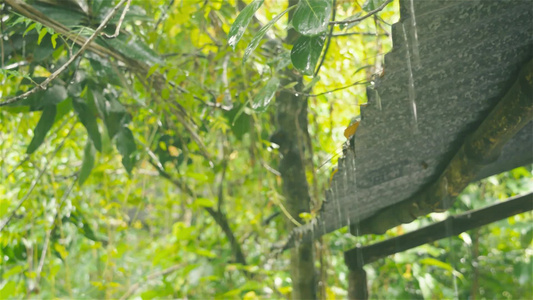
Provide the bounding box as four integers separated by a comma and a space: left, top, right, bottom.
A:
51, 33, 59, 48
23, 23, 36, 37
227, 0, 264, 50
115, 126, 137, 174
290, 34, 326, 75
102, 97, 128, 139
193, 197, 215, 208
78, 140, 96, 186
72, 98, 102, 152
26, 105, 57, 154
243, 5, 296, 63
102, 36, 163, 66
419, 258, 465, 280
41, 85, 68, 107
252, 77, 279, 112
292, 0, 332, 36
37, 28, 48, 45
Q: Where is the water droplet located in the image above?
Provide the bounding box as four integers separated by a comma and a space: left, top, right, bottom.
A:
409, 0, 421, 68
375, 89, 382, 111
401, 24, 419, 133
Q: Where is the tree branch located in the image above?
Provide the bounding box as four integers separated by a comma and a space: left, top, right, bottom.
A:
149, 160, 248, 269
119, 263, 185, 300
329, 0, 393, 26
102, 0, 132, 39
0, 0, 130, 107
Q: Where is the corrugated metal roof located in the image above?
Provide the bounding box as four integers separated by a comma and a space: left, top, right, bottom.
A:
286, 0, 533, 247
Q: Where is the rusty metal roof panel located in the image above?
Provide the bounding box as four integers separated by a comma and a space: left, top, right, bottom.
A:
287, 0, 533, 246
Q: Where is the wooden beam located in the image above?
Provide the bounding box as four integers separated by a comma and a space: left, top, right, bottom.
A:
345, 192, 533, 269
354, 59, 533, 235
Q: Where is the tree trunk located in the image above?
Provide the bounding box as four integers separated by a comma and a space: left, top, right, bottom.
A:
272, 71, 317, 299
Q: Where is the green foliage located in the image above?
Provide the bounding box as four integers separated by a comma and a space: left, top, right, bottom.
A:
228, 0, 265, 50
0, 0, 530, 299
252, 77, 280, 112
292, 0, 333, 36
26, 105, 57, 154
291, 34, 327, 75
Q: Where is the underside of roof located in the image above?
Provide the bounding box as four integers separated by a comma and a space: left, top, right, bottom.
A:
285, 0, 533, 248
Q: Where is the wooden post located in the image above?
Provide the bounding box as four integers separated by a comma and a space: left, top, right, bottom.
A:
345, 247, 368, 300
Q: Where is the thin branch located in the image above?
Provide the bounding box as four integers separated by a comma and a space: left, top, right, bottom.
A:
329, 0, 393, 26
35, 177, 77, 286
287, 80, 369, 97
0, 122, 76, 232
217, 160, 228, 212
0, 0, 130, 107
102, 0, 132, 39
261, 160, 281, 176
314, 0, 336, 77
332, 31, 389, 37
148, 160, 194, 196
120, 263, 185, 300
149, 159, 249, 270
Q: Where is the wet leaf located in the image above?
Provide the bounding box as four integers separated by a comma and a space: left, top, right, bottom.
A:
39, 85, 68, 108
292, 0, 332, 36
115, 126, 137, 174
103, 36, 163, 66
343, 119, 360, 139
102, 97, 129, 139
73, 98, 102, 152
252, 77, 279, 112
31, 3, 85, 26
78, 140, 96, 186
290, 34, 326, 75
227, 0, 264, 50
26, 105, 57, 154
243, 5, 295, 63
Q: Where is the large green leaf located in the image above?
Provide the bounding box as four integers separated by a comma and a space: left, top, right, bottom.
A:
102, 97, 129, 139
72, 97, 102, 152
15, 85, 68, 111
26, 105, 57, 154
102, 35, 163, 66
78, 140, 95, 186
252, 77, 280, 112
243, 5, 295, 63
292, 0, 332, 36
290, 34, 326, 75
227, 0, 264, 50
115, 126, 137, 174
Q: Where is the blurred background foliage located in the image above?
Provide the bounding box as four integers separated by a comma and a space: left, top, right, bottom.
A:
0, 0, 531, 298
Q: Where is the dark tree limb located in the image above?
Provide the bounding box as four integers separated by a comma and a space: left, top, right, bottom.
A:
149, 160, 248, 270
354, 59, 533, 235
